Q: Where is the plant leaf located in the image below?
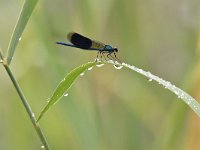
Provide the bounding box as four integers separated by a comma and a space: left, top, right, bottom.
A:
6, 0, 38, 65
37, 60, 200, 121
37, 61, 99, 122
120, 62, 200, 117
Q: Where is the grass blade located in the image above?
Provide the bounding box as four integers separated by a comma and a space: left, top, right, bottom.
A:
119, 62, 200, 117
37, 61, 99, 122
6, 0, 38, 65
38, 60, 200, 122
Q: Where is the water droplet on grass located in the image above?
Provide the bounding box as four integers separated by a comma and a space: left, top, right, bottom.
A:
194, 105, 198, 110
64, 93, 69, 97
187, 101, 191, 105
41, 145, 45, 149
113, 65, 123, 69
80, 72, 85, 76
88, 66, 93, 70
96, 64, 104, 67
19, 37, 22, 41
32, 113, 35, 118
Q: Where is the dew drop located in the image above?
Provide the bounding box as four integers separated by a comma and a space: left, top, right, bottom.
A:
193, 105, 198, 110
113, 65, 123, 70
122, 62, 126, 65
32, 113, 35, 118
137, 69, 143, 73
187, 98, 192, 104
80, 72, 85, 76
19, 37, 22, 41
96, 64, 104, 67
88, 66, 93, 71
114, 61, 120, 64
64, 93, 69, 97
187, 101, 191, 105
47, 98, 50, 103
41, 145, 45, 149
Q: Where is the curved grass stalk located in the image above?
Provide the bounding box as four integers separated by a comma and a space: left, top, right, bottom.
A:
38, 60, 200, 122
2, 61, 50, 150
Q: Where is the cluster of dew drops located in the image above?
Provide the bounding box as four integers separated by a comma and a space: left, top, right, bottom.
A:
80, 59, 124, 77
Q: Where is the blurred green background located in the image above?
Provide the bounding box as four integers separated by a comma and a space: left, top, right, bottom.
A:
0, 0, 200, 149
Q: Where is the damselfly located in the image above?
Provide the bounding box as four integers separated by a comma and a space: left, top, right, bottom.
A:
56, 32, 121, 62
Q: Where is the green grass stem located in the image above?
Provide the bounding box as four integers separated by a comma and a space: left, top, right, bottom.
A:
2, 61, 50, 150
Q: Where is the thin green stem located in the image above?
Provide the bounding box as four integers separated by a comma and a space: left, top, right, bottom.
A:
2, 62, 50, 150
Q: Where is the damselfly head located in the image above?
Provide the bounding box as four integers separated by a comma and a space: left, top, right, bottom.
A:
113, 47, 118, 52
